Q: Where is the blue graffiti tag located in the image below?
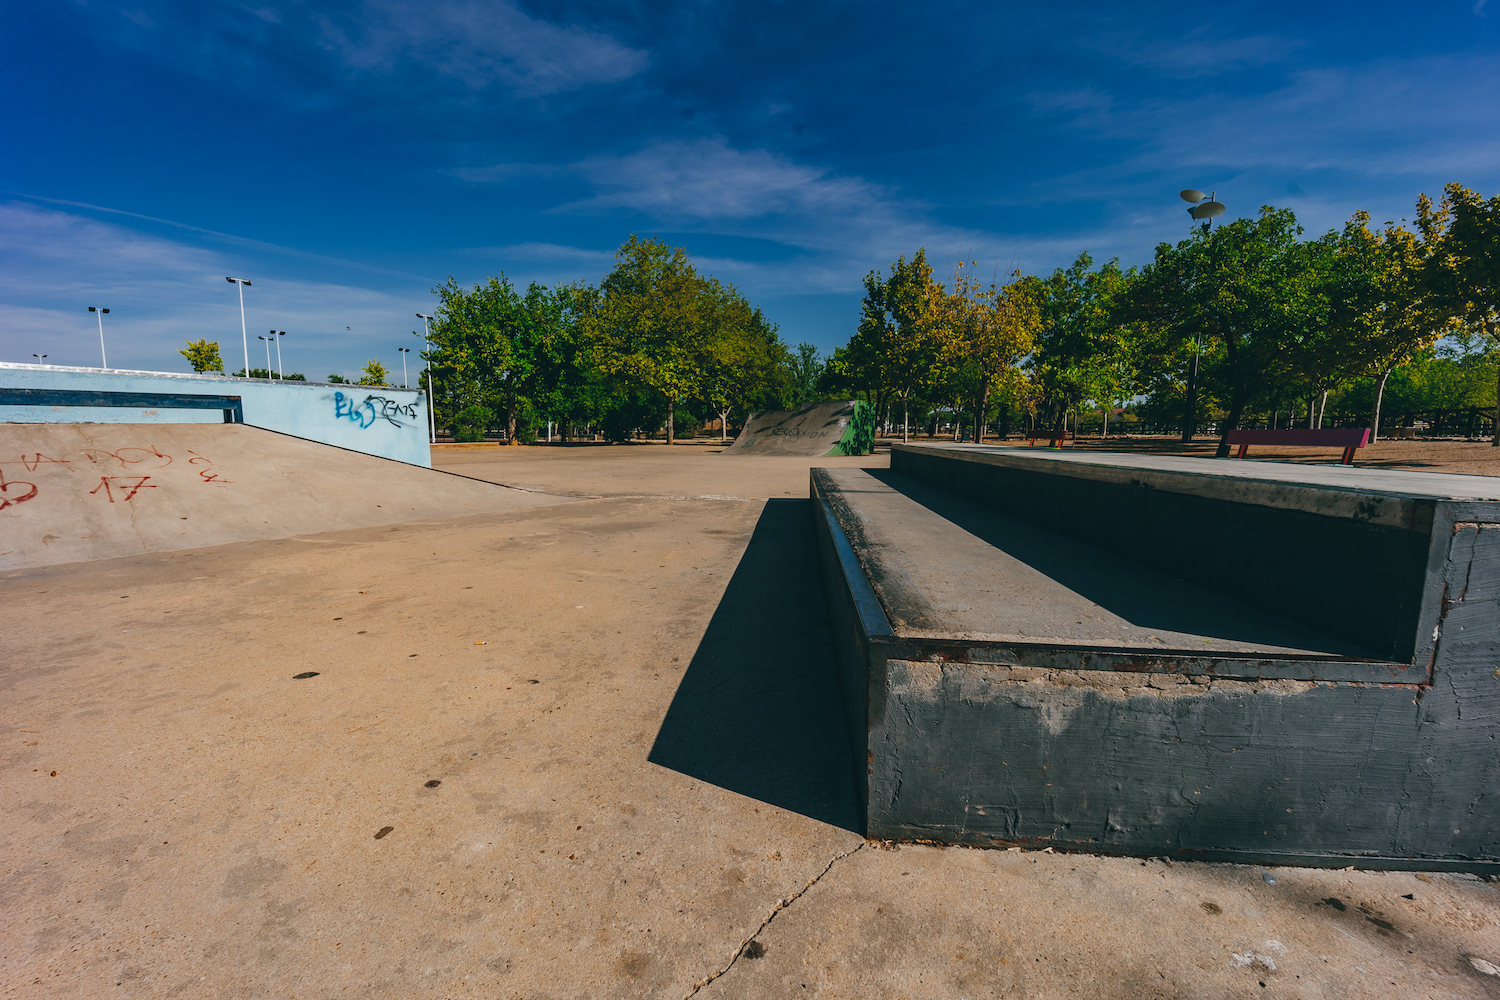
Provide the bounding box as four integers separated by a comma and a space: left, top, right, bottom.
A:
334, 392, 420, 429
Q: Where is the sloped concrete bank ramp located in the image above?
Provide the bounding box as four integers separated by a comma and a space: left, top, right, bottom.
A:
0, 423, 566, 570
727, 399, 874, 456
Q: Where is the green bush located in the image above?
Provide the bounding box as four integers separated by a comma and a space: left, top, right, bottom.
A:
453, 404, 493, 443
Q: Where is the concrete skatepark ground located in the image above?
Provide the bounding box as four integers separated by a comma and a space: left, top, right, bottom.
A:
4, 427, 1500, 999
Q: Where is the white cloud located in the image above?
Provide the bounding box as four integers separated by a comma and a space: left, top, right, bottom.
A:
448, 137, 1136, 294
317, 0, 648, 95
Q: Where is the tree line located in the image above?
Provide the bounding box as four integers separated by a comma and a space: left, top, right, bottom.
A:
424, 235, 807, 443
825, 183, 1500, 454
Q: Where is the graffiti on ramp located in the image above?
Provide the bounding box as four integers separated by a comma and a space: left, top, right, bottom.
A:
727, 401, 874, 456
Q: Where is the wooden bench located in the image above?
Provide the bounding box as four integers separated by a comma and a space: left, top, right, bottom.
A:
1026, 428, 1069, 448
1225, 428, 1370, 465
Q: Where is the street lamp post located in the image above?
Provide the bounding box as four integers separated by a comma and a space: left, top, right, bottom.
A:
226, 277, 252, 377
397, 347, 411, 388
268, 331, 286, 378
257, 334, 274, 378
1176, 191, 1227, 441
32, 354, 47, 363
416, 313, 437, 443
88, 306, 110, 368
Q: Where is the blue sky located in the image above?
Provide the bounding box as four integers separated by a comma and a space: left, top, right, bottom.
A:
2, 0, 1498, 381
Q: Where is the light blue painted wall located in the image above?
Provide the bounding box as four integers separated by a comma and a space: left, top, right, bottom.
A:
0, 364, 432, 468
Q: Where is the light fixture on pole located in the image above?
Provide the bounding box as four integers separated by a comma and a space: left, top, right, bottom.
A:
88, 306, 110, 368
32, 354, 47, 362
226, 277, 252, 376
1180, 189, 1227, 230
397, 347, 411, 388
416, 313, 437, 444
268, 330, 286, 378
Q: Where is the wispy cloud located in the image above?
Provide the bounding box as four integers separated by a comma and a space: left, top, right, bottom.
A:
5, 192, 438, 283
1100, 29, 1303, 77
0, 202, 433, 378
91, 0, 646, 101
316, 0, 648, 95
451, 136, 1138, 294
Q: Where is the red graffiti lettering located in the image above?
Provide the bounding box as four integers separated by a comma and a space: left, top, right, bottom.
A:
90, 476, 156, 503
0, 469, 38, 509
20, 452, 70, 473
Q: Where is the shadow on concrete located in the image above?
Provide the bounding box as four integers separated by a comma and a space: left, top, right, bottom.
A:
866, 468, 1374, 657
648, 499, 859, 831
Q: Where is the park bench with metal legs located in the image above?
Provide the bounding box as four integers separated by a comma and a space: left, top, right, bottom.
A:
1026, 428, 1069, 448
813, 441, 1500, 871
1225, 428, 1371, 464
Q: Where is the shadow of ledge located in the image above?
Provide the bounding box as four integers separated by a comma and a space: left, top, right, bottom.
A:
648, 498, 859, 832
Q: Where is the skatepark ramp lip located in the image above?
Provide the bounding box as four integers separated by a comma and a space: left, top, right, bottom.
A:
0, 422, 567, 571
726, 400, 873, 457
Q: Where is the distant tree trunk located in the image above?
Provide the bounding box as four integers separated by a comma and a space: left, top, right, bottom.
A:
975, 386, 990, 444
718, 407, 730, 441
666, 396, 676, 446
1216, 390, 1250, 458
1369, 369, 1392, 443
1102, 403, 1109, 440
505, 398, 519, 446
1317, 391, 1328, 429
901, 393, 910, 443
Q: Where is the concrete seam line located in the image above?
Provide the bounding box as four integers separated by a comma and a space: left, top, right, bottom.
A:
682, 841, 866, 998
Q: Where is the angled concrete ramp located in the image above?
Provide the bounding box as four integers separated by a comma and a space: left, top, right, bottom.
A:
726, 400, 874, 456
0, 423, 568, 570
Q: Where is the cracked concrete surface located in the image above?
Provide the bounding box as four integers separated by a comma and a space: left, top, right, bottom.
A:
3, 440, 1499, 998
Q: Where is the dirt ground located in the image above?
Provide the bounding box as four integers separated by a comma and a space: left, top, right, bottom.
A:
4, 441, 1499, 999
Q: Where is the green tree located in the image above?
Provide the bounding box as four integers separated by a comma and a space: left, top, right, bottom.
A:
358, 360, 389, 386
585, 236, 715, 446
1422, 183, 1500, 444
180, 339, 223, 373
1025, 253, 1137, 438
428, 274, 562, 446
327, 374, 349, 384
938, 265, 1039, 443
696, 294, 784, 440
788, 343, 825, 406
1128, 207, 1328, 457
1331, 212, 1451, 440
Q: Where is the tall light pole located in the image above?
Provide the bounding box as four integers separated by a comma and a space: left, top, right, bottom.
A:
88, 306, 110, 368
32, 354, 47, 363
416, 313, 437, 443
397, 347, 411, 388
257, 334, 274, 378
268, 330, 286, 378
226, 277, 252, 377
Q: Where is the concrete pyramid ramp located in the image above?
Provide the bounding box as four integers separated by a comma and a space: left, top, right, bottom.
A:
0, 423, 567, 570
726, 400, 874, 456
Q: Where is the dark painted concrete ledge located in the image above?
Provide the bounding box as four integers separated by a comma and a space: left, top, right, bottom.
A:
813, 451, 1500, 870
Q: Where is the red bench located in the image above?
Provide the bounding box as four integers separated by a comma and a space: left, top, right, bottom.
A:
1225, 428, 1371, 465
1026, 429, 1069, 448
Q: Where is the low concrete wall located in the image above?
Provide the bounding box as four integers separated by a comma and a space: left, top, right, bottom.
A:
815, 449, 1500, 869
0, 364, 431, 467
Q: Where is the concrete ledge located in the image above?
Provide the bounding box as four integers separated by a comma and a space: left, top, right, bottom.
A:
813, 460, 1500, 869
891, 442, 1500, 664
